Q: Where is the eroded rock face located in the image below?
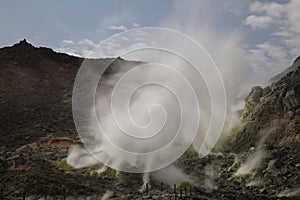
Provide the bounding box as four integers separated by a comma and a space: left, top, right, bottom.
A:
242, 55, 300, 122
241, 86, 263, 120
283, 89, 299, 111
242, 64, 300, 123
221, 57, 300, 198
242, 68, 299, 146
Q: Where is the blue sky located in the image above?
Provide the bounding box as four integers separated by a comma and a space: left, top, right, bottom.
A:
0, 0, 172, 47
1, 0, 299, 84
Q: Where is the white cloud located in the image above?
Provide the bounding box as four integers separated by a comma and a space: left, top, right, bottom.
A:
245, 0, 300, 79
55, 39, 81, 57
244, 1, 286, 29
244, 15, 273, 29
245, 0, 300, 37
61, 39, 75, 45
55, 38, 97, 57
78, 38, 96, 47
97, 28, 106, 33
257, 42, 288, 60
286, 0, 300, 34
132, 22, 140, 27
248, 42, 289, 75
109, 25, 128, 32
249, 1, 285, 18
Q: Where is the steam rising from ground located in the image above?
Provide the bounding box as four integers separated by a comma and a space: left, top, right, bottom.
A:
69, 5, 260, 184
203, 165, 218, 192
277, 188, 300, 198
151, 165, 195, 186
63, 1, 295, 194
234, 124, 277, 176
234, 149, 266, 176
67, 145, 99, 168
100, 190, 114, 200
71, 28, 229, 175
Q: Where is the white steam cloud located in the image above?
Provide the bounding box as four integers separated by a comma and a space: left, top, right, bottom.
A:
67, 1, 262, 187
100, 190, 114, 200
151, 165, 195, 186
71, 28, 229, 175
234, 124, 277, 176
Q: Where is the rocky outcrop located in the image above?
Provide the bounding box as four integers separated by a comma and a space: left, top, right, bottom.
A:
242, 65, 300, 123
283, 89, 299, 111
174, 60, 300, 198
241, 86, 263, 120
221, 56, 300, 198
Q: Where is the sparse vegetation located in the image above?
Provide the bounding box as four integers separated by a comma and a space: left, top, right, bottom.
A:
176, 181, 191, 190
90, 167, 118, 178
226, 126, 240, 137
90, 170, 100, 177
222, 125, 241, 149
58, 159, 71, 170
102, 167, 118, 178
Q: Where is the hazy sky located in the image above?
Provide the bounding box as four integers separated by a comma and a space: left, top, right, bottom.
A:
1, 0, 299, 82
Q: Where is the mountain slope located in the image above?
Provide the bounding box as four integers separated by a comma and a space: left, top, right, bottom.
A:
0, 39, 82, 144
0, 40, 299, 199
0, 40, 136, 146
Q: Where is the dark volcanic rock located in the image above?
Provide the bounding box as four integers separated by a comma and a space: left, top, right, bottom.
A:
0, 40, 141, 199
221, 57, 300, 198
233, 64, 300, 152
